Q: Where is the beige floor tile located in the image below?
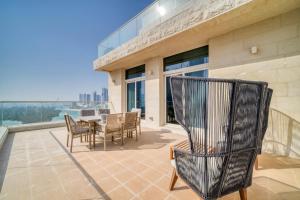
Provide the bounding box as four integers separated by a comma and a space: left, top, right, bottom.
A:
113, 169, 136, 183
1, 127, 300, 200
138, 185, 168, 200
107, 186, 133, 200
95, 176, 120, 193
141, 168, 164, 183
125, 176, 150, 194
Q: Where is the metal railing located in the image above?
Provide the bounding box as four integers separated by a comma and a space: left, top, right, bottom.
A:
97, 0, 193, 57
263, 108, 300, 158
0, 101, 108, 127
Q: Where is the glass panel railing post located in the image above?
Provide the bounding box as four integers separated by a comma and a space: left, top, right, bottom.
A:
118, 31, 120, 48
0, 103, 3, 126
40, 103, 43, 123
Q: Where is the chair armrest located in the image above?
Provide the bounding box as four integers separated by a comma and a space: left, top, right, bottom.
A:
77, 120, 89, 128
173, 149, 207, 194
170, 144, 174, 160
170, 140, 190, 160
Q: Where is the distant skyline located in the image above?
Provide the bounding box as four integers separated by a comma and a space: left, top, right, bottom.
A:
0, 0, 153, 101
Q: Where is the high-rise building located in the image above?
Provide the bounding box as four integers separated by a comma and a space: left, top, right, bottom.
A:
79, 94, 84, 103
79, 91, 103, 105
92, 91, 101, 104
93, 91, 97, 103
86, 94, 91, 105
101, 88, 108, 103
96, 94, 101, 104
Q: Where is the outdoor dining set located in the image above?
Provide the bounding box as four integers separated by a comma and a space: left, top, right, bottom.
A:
64, 108, 142, 152
63, 76, 274, 200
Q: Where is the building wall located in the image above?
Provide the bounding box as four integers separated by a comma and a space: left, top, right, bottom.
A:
107, 9, 300, 134
144, 57, 164, 127
209, 8, 300, 121
108, 69, 125, 113
209, 8, 300, 158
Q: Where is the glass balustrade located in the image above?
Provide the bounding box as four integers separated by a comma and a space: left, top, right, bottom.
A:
0, 101, 108, 127
98, 0, 194, 57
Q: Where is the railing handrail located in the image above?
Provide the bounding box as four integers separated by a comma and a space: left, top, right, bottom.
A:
270, 107, 300, 124
98, 0, 160, 48
97, 0, 193, 56
0, 101, 78, 103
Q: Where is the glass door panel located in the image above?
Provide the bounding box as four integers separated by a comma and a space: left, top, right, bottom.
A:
165, 69, 208, 124
136, 81, 145, 119
185, 69, 208, 77
127, 82, 135, 113
166, 75, 181, 124
127, 80, 145, 119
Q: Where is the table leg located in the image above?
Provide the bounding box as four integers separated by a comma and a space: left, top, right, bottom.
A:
89, 124, 92, 149
93, 122, 96, 148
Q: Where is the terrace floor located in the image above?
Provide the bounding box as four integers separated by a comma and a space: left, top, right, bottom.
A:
0, 127, 300, 200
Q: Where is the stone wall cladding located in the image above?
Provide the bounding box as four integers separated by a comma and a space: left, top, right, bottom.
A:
94, 0, 252, 69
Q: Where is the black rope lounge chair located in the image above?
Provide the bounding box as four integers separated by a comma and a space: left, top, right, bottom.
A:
169, 76, 273, 200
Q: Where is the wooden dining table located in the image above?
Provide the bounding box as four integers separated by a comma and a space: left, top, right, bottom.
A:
79, 114, 138, 149
78, 115, 104, 149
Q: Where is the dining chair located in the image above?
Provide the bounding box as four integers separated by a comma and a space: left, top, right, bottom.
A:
131, 108, 142, 135
98, 109, 110, 115
169, 76, 272, 200
64, 115, 90, 152
80, 109, 95, 116
123, 112, 138, 141
96, 113, 122, 150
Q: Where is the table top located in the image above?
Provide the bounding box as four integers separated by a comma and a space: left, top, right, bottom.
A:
79, 116, 102, 122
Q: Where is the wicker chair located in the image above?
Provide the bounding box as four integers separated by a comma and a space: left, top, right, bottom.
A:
80, 109, 95, 116
131, 108, 142, 135
169, 76, 272, 200
255, 88, 273, 169
99, 109, 110, 115
122, 112, 138, 141
96, 113, 122, 150
64, 115, 90, 152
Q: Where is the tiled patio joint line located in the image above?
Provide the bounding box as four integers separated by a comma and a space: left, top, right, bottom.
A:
49, 131, 111, 200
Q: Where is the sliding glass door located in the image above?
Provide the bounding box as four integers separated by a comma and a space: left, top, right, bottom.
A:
165, 69, 208, 124
126, 65, 145, 119
127, 82, 136, 113
136, 81, 145, 118
126, 80, 145, 119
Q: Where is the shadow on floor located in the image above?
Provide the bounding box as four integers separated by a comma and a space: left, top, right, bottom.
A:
0, 133, 15, 192
56, 129, 180, 153
49, 131, 111, 200
257, 153, 300, 170
253, 176, 300, 200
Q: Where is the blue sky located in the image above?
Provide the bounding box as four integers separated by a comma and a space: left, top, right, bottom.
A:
0, 0, 153, 101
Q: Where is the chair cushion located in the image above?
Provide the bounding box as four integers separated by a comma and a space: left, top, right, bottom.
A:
73, 127, 89, 134
171, 159, 176, 169
107, 127, 121, 133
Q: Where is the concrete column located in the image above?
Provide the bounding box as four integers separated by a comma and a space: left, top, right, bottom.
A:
144, 57, 164, 127
108, 69, 125, 113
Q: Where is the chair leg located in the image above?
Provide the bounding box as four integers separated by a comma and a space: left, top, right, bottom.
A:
111, 135, 114, 142
139, 124, 141, 135
103, 135, 106, 151
70, 136, 73, 153
121, 129, 124, 145
89, 132, 92, 149
80, 134, 82, 142
169, 168, 178, 191
66, 134, 69, 147
93, 132, 96, 148
255, 157, 258, 170
135, 129, 138, 141
239, 188, 247, 200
